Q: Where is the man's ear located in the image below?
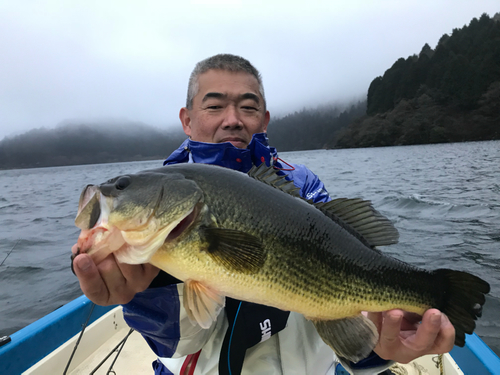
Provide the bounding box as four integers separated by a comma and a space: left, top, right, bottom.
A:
262, 110, 270, 133
179, 107, 192, 137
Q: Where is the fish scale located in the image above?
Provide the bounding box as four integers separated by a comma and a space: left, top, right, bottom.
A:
145, 164, 475, 317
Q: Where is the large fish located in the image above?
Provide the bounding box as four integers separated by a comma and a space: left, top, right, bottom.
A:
72, 163, 490, 362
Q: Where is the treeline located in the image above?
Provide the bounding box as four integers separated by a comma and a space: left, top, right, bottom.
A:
335, 12, 500, 148
267, 101, 366, 151
0, 122, 186, 169
368, 13, 500, 114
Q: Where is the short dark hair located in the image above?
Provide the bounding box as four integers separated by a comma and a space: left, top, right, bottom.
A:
186, 54, 266, 110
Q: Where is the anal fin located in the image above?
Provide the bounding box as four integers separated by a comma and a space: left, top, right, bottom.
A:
183, 279, 225, 329
312, 315, 379, 363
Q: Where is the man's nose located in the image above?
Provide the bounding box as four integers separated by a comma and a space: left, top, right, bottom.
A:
221, 105, 243, 128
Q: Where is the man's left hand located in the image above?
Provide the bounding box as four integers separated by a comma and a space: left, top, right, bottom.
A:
368, 308, 455, 364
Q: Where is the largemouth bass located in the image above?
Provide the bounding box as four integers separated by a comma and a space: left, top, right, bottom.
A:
72, 163, 490, 362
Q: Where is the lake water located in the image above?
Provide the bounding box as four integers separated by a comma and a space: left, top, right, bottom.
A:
1, 140, 499, 356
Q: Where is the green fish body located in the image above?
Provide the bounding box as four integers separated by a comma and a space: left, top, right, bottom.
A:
73, 163, 490, 362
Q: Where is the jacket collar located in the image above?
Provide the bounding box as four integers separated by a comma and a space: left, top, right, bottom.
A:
163, 133, 278, 173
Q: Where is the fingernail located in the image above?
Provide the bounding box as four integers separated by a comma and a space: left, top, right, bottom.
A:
77, 256, 91, 272
430, 313, 441, 324
389, 313, 401, 322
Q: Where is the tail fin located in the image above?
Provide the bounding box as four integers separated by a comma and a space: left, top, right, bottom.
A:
434, 269, 490, 346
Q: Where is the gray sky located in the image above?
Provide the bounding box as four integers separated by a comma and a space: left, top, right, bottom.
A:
0, 1, 498, 140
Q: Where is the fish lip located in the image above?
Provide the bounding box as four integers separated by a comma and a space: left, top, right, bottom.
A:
77, 185, 99, 215
75, 185, 101, 230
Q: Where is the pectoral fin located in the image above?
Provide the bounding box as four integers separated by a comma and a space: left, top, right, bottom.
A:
312, 315, 379, 363
202, 227, 266, 274
183, 279, 225, 329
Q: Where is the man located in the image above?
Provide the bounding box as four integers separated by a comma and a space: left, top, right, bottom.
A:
73, 54, 455, 374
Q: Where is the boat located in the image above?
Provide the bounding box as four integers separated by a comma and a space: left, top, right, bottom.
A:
1, 295, 499, 374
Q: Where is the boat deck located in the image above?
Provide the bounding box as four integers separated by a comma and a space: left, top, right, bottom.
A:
70, 328, 155, 374
23, 306, 464, 375
24, 307, 156, 374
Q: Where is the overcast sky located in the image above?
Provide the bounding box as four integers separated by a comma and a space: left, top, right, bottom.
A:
0, 1, 498, 140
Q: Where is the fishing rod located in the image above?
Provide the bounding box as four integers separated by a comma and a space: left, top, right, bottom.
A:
62, 302, 134, 375
0, 239, 20, 267
0, 240, 20, 348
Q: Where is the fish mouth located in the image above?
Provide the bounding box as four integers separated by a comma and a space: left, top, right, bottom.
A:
75, 185, 101, 230
71, 193, 202, 273
72, 185, 102, 274
71, 184, 125, 272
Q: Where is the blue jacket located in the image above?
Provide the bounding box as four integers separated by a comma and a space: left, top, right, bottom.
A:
122, 134, 389, 374
162, 133, 330, 202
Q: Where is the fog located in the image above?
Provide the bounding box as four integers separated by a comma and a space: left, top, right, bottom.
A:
1, 0, 498, 140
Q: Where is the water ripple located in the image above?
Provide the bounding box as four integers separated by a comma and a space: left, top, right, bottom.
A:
1, 142, 499, 355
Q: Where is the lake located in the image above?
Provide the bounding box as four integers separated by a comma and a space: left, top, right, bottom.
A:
1, 140, 499, 356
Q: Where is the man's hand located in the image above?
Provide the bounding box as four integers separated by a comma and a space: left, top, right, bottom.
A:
369, 309, 455, 364
73, 253, 160, 306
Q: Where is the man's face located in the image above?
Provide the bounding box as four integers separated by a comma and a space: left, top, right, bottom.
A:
180, 69, 270, 149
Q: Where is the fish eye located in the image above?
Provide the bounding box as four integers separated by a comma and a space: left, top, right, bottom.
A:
115, 176, 131, 190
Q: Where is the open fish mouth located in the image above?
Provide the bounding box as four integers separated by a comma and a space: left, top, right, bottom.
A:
71, 185, 202, 274
71, 184, 124, 271
75, 185, 102, 230
71, 185, 101, 274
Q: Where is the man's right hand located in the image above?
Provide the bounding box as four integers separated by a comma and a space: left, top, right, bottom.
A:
73, 253, 160, 306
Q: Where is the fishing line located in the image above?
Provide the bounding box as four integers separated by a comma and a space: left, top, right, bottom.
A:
0, 239, 20, 266
227, 301, 243, 375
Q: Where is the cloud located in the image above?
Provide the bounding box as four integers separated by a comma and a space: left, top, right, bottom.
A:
0, 0, 498, 140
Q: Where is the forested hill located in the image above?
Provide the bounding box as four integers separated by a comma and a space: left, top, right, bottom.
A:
0, 122, 187, 169
267, 100, 366, 151
335, 12, 500, 148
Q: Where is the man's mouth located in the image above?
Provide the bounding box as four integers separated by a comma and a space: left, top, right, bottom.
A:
220, 137, 247, 148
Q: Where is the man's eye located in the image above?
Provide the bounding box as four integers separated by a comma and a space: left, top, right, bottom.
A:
207, 105, 221, 110
242, 106, 258, 111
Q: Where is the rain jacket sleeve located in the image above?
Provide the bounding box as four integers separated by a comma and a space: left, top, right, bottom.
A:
284, 163, 331, 203
121, 163, 392, 374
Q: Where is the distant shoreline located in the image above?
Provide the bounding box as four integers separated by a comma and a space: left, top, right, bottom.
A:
4, 139, 500, 171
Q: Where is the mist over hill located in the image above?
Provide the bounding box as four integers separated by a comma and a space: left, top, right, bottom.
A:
0, 122, 186, 169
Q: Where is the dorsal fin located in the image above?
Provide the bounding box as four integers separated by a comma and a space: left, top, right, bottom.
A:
315, 199, 399, 247
248, 164, 399, 248
248, 163, 301, 197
